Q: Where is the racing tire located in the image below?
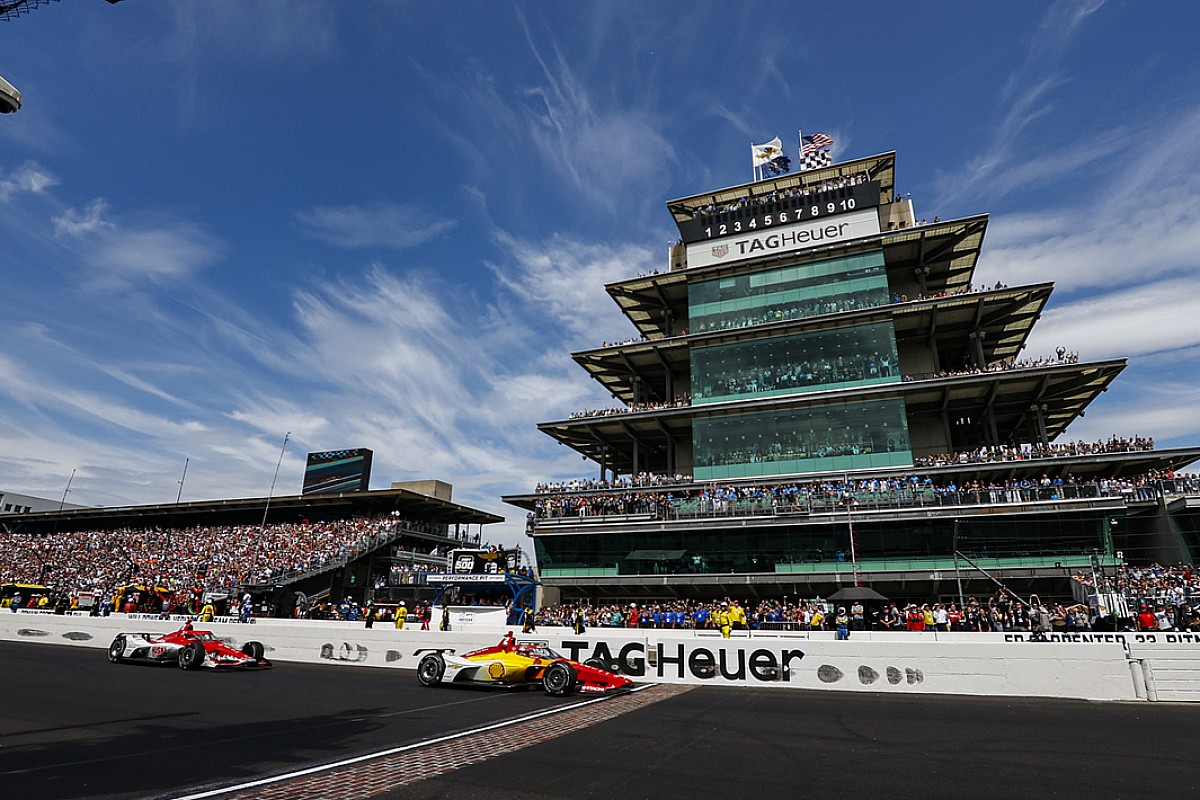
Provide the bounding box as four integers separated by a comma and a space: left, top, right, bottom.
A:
417, 653, 445, 687
108, 636, 126, 663
543, 661, 577, 696
178, 641, 206, 670
242, 641, 265, 661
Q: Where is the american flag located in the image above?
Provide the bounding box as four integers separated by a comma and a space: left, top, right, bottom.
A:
801, 132, 834, 155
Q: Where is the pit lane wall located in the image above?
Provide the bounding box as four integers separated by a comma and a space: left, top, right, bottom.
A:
5, 609, 1199, 702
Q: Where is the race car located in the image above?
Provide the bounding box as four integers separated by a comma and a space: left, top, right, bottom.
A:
107, 621, 271, 670
414, 631, 633, 696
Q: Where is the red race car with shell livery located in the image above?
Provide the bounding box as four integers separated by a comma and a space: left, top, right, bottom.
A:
414, 631, 633, 696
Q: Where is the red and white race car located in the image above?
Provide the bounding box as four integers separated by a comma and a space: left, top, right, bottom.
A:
414, 632, 633, 696
107, 622, 271, 670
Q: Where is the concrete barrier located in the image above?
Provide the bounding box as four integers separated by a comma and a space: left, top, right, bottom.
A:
0, 609, 1157, 701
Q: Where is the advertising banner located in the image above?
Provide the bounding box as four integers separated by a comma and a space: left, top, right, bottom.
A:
686, 207, 880, 270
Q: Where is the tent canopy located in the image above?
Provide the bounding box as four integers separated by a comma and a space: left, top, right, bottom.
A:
827, 586, 889, 603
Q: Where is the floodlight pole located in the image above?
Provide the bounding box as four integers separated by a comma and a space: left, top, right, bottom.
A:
59, 468, 75, 512
261, 432, 291, 528
845, 473, 861, 587
175, 457, 189, 505
953, 519, 965, 609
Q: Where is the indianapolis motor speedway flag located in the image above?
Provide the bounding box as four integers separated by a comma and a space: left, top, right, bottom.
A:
751, 136, 788, 179
751, 136, 785, 167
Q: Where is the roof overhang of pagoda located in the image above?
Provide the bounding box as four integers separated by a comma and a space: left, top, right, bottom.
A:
892, 282, 1052, 364
881, 215, 987, 296
539, 360, 1125, 472
898, 358, 1126, 442
664, 151, 897, 227
537, 405, 693, 472
604, 270, 688, 341
574, 282, 1051, 405
605, 214, 988, 341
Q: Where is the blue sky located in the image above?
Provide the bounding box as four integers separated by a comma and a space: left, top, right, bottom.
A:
3, 0, 1200, 546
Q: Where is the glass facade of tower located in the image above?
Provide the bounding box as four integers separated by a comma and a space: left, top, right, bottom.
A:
692, 398, 913, 480
691, 321, 901, 404
687, 247, 912, 479
688, 251, 889, 333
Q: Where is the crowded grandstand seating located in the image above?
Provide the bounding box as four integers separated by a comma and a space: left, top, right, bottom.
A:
915, 436, 1155, 467
0, 514, 440, 605
531, 470, 1197, 522
694, 172, 870, 220
1073, 562, 1200, 626
565, 350, 1092, 421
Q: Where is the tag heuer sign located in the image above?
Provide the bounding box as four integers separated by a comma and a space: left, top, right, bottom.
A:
711, 243, 730, 259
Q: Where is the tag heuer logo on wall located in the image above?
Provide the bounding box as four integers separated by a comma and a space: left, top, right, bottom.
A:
711, 244, 729, 258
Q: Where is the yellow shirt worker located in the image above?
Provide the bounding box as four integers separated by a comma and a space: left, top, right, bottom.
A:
729, 601, 748, 629
717, 602, 733, 638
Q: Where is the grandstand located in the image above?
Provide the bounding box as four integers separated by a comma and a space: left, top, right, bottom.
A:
0, 485, 501, 615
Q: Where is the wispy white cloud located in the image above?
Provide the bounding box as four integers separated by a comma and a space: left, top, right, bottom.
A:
168, 1, 339, 61
981, 104, 1200, 299
976, 99, 1200, 460
51, 200, 224, 287
935, 0, 1108, 206
0, 161, 58, 202
1000, 0, 1107, 105
1025, 275, 1200, 360
512, 10, 675, 211
52, 198, 113, 236
488, 230, 658, 347
295, 202, 457, 251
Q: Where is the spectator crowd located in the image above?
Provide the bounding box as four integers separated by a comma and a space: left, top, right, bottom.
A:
533, 572, 1200, 636
566, 346, 1088, 421
530, 468, 1196, 522
915, 436, 1156, 468
0, 514, 437, 611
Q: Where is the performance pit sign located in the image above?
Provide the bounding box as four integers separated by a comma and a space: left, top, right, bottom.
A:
426, 574, 508, 584
686, 207, 880, 270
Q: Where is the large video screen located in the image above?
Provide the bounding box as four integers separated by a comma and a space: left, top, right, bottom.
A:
302, 448, 373, 495
449, 547, 523, 574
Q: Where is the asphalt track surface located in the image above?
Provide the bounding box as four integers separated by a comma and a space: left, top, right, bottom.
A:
2, 641, 1196, 800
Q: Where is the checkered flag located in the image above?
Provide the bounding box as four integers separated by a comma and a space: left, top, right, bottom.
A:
800, 148, 832, 171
